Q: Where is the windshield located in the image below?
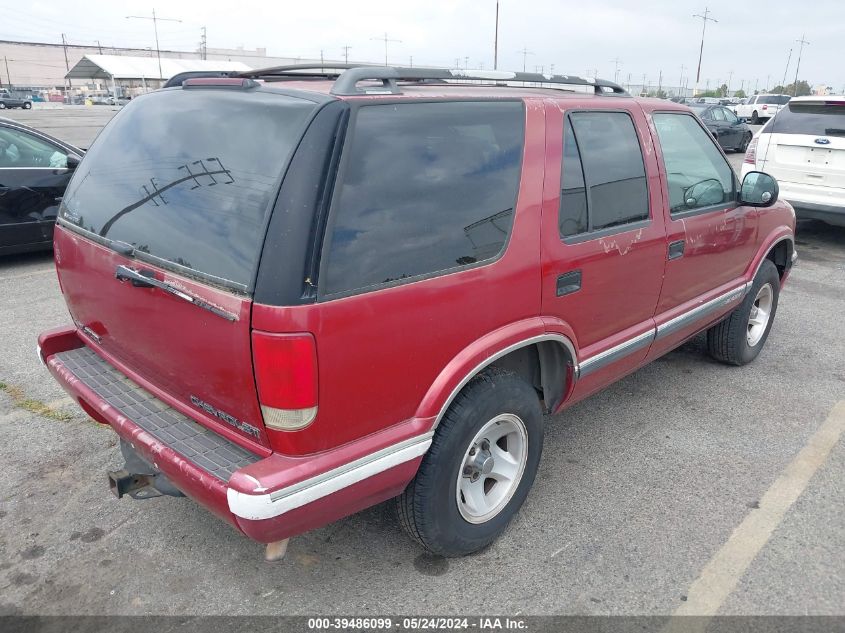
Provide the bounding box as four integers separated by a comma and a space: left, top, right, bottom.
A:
60, 88, 316, 291
763, 101, 845, 137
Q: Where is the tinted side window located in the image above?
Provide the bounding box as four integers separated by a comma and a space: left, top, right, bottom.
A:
559, 118, 588, 237
653, 113, 735, 214
323, 101, 524, 296
0, 126, 67, 168
568, 111, 649, 232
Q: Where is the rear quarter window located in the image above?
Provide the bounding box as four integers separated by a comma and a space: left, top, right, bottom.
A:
321, 101, 524, 296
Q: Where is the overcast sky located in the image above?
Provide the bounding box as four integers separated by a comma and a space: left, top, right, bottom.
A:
4, 0, 844, 91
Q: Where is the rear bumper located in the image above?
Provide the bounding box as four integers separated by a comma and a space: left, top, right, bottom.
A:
38, 326, 430, 543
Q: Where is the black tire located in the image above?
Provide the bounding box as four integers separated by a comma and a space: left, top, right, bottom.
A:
751, 111, 760, 125
738, 132, 752, 153
0, 102, 6, 109
22, 102, 32, 109
706, 259, 780, 365
397, 368, 543, 557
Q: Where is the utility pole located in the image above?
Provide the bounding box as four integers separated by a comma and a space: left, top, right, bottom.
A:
658, 69, 663, 94
371, 32, 401, 66
642, 73, 647, 95
679, 64, 686, 93
693, 7, 717, 91
609, 56, 622, 83
409, 55, 413, 68
517, 47, 533, 72
3, 56, 10, 87
727, 69, 733, 95
341, 45, 352, 64
781, 48, 792, 90
494, 0, 499, 70
455, 57, 461, 69
61, 33, 71, 93
793, 34, 810, 96
754, 78, 759, 93
127, 9, 182, 81
465, 56, 470, 69
320, 49, 324, 69
96, 40, 103, 54
765, 74, 770, 91
200, 27, 207, 60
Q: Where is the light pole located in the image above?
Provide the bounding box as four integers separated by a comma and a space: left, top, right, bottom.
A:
494, 1, 500, 70
126, 9, 182, 81
693, 7, 717, 93
610, 57, 622, 84
341, 45, 352, 64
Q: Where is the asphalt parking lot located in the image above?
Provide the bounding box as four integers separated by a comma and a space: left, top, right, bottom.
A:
0, 108, 842, 617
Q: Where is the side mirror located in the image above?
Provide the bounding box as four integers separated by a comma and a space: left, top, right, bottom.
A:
66, 154, 81, 170
683, 178, 724, 208
739, 171, 778, 207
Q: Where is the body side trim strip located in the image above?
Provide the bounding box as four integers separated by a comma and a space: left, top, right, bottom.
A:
578, 329, 655, 378
227, 432, 433, 521
656, 284, 748, 339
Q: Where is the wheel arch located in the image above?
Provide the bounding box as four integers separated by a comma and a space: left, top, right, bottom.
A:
747, 232, 794, 285
414, 323, 578, 431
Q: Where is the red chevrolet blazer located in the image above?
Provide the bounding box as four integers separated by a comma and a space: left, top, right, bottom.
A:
38, 66, 796, 560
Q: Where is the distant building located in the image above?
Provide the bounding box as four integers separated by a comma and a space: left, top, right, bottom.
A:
812, 84, 833, 96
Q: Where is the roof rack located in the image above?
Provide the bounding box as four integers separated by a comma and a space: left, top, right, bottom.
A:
234, 63, 627, 96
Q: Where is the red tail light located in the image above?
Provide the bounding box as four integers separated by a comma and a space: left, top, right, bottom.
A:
762, 104, 768, 111
744, 137, 758, 164
252, 331, 318, 431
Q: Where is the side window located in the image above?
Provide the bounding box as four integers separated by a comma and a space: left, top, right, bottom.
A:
0, 127, 67, 168
322, 101, 524, 296
711, 107, 726, 122
723, 108, 739, 124
559, 111, 649, 237
652, 113, 735, 214
559, 118, 588, 237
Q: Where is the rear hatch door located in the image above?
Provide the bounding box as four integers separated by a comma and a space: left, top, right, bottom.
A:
758, 99, 845, 189
56, 86, 318, 449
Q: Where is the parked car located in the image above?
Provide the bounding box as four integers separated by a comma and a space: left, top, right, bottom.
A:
38, 66, 796, 560
694, 96, 721, 105
0, 89, 33, 110
742, 96, 845, 226
733, 94, 791, 124
688, 103, 754, 152
0, 117, 83, 255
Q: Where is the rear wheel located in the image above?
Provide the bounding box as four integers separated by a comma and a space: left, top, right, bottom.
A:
751, 110, 760, 124
738, 132, 752, 152
706, 260, 780, 365
0, 102, 6, 109
22, 102, 32, 109
397, 368, 543, 557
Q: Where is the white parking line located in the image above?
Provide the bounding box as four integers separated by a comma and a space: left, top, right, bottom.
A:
672, 400, 845, 619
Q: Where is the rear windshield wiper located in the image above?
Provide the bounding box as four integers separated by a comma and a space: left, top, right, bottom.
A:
115, 265, 236, 322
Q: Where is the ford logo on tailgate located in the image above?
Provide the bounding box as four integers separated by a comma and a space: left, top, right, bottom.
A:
814, 138, 831, 145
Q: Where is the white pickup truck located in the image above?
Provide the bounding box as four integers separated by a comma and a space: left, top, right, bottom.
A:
733, 94, 791, 124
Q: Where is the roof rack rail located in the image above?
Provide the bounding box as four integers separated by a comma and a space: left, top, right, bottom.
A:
236, 64, 627, 96
164, 70, 240, 88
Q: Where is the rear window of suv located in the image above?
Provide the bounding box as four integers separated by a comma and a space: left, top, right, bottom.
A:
758, 95, 791, 105
762, 101, 845, 137
59, 88, 316, 291
321, 101, 524, 296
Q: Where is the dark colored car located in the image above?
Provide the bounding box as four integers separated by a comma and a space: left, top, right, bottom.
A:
38, 66, 795, 561
0, 117, 83, 255
0, 89, 33, 109
688, 103, 753, 152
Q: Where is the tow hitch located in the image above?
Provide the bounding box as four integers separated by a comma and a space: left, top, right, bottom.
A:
108, 440, 185, 500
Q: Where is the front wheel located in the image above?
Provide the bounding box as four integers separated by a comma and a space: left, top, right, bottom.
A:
706, 259, 780, 365
0, 102, 6, 109
738, 132, 752, 153
22, 102, 32, 109
397, 368, 543, 557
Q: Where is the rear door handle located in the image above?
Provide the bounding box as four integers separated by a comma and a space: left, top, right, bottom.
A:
668, 240, 685, 260
556, 270, 582, 296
